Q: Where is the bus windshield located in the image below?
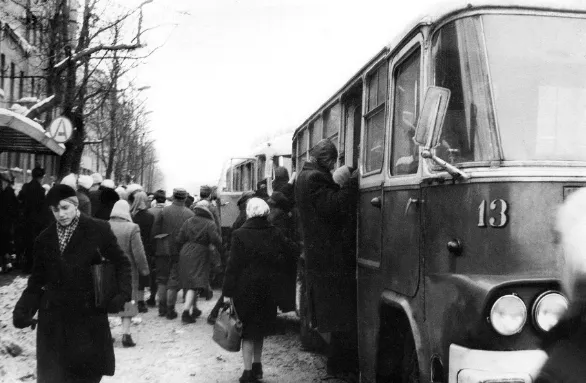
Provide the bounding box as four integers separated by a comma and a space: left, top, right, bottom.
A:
483, 14, 586, 162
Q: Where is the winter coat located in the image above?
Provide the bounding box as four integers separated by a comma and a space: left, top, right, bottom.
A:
18, 179, 50, 234
152, 200, 194, 259
176, 208, 222, 290
222, 217, 298, 339
109, 217, 149, 317
89, 187, 101, 217
133, 209, 154, 258
76, 188, 92, 216
0, 185, 19, 253
294, 161, 358, 332
13, 214, 131, 382
94, 188, 119, 221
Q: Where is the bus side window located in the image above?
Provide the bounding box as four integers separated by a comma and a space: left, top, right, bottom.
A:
391, 48, 421, 176
364, 63, 388, 173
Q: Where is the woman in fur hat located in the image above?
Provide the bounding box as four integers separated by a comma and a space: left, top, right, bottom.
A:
13, 184, 131, 382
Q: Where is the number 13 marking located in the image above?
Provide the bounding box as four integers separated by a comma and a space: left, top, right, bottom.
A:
478, 199, 509, 228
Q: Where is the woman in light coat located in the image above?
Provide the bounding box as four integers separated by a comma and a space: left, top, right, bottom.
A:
176, 201, 222, 324
109, 200, 149, 347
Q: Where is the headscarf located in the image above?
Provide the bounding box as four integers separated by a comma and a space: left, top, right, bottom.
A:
309, 139, 338, 171
110, 200, 132, 222
130, 191, 149, 217
115, 186, 128, 200
101, 179, 115, 189
246, 197, 270, 219
61, 173, 77, 190
193, 200, 213, 220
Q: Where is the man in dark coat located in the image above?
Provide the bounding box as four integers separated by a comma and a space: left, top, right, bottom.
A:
145, 189, 167, 307
13, 184, 131, 383
152, 187, 194, 319
294, 138, 359, 377
0, 172, 18, 272
88, 173, 103, 217
18, 167, 50, 273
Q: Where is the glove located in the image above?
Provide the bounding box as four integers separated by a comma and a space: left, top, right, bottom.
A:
13, 309, 36, 329
107, 294, 128, 313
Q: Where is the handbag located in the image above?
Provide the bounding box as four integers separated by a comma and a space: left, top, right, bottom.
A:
91, 254, 119, 312
212, 301, 243, 352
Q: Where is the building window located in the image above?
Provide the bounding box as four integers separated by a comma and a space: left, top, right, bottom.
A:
363, 62, 388, 173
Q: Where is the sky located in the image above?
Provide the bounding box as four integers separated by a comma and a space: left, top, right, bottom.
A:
135, 0, 441, 194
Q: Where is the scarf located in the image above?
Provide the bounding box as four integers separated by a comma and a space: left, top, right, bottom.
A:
56, 212, 80, 254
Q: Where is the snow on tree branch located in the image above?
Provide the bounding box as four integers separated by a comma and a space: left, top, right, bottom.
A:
54, 43, 144, 71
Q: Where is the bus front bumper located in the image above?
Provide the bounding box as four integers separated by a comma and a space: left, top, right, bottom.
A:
449, 344, 547, 383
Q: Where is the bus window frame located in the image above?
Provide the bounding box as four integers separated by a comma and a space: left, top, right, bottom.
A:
387, 33, 426, 181
361, 59, 390, 178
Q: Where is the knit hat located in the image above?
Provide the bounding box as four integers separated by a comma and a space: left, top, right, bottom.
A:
246, 197, 270, 219
91, 173, 103, 185
333, 165, 352, 187
126, 183, 143, 197
78, 175, 93, 190
46, 184, 78, 207
200, 185, 212, 199
173, 188, 187, 200
61, 174, 77, 190
101, 179, 115, 189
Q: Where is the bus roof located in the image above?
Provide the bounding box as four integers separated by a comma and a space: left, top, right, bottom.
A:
251, 131, 293, 158
292, 0, 586, 140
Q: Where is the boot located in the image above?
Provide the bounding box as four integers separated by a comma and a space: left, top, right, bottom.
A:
192, 306, 202, 318
158, 304, 167, 317
137, 301, 148, 313
146, 296, 156, 307
207, 313, 217, 325
122, 334, 136, 348
239, 370, 257, 382
252, 362, 263, 380
166, 307, 178, 320
181, 310, 196, 324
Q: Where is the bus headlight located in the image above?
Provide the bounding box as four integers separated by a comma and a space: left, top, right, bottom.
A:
533, 292, 568, 332
490, 294, 527, 336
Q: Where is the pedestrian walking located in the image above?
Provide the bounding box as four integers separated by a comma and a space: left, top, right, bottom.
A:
152, 187, 194, 319
94, 183, 119, 221
207, 190, 255, 325
145, 189, 167, 307
88, 173, 103, 216
176, 201, 222, 323
294, 139, 359, 378
17, 167, 50, 273
0, 172, 18, 273
13, 184, 132, 383
109, 200, 150, 347
130, 191, 154, 313
77, 175, 94, 216
222, 198, 299, 383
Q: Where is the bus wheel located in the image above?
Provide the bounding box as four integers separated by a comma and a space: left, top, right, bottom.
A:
402, 335, 420, 383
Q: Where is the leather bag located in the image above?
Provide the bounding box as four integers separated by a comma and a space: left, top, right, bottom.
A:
91, 256, 119, 312
212, 301, 243, 352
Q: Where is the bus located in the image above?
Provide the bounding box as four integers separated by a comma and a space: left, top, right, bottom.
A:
292, 1, 586, 382
217, 132, 293, 240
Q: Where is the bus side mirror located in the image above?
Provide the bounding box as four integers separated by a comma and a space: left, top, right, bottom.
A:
414, 86, 451, 150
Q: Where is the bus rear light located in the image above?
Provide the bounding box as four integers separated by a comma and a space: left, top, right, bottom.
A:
532, 291, 568, 332
489, 295, 527, 336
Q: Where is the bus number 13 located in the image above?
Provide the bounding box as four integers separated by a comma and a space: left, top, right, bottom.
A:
477, 199, 509, 228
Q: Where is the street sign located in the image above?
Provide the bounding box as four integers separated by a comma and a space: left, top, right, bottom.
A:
48, 116, 73, 143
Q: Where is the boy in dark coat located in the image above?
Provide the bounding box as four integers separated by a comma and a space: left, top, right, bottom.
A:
294, 139, 359, 377
13, 184, 131, 383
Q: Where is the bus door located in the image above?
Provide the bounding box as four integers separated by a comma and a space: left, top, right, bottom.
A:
382, 38, 423, 297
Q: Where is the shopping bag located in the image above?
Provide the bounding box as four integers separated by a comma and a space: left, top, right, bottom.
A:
212, 302, 243, 352
91, 258, 119, 312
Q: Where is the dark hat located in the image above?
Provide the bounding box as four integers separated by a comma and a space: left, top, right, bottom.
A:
237, 191, 256, 207
46, 184, 78, 207
153, 189, 166, 202
32, 167, 45, 179
173, 188, 187, 200
200, 185, 212, 198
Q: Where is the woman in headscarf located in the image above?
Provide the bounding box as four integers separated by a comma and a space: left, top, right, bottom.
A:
13, 184, 131, 382
176, 200, 222, 324
222, 198, 299, 382
109, 200, 149, 347
130, 191, 155, 313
